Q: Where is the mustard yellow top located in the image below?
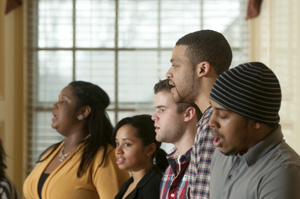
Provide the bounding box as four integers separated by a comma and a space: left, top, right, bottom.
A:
23, 142, 129, 199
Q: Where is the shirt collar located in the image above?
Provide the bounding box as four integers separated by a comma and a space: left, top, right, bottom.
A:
167, 147, 192, 176
167, 147, 192, 161
197, 106, 213, 127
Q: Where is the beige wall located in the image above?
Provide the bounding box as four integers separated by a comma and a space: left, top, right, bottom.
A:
250, 0, 300, 154
0, 0, 25, 195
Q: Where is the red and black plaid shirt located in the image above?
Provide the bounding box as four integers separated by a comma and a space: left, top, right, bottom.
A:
160, 148, 191, 199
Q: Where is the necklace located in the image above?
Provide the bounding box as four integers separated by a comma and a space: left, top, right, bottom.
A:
59, 144, 74, 162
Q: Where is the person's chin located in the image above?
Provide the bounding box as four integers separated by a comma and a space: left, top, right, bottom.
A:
51, 123, 56, 129
172, 93, 182, 103
173, 92, 188, 103
117, 164, 128, 171
219, 147, 235, 156
155, 134, 164, 143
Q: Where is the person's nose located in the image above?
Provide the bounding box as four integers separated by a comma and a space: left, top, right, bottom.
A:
166, 67, 173, 79
115, 144, 123, 155
151, 112, 158, 121
52, 102, 58, 110
209, 111, 218, 129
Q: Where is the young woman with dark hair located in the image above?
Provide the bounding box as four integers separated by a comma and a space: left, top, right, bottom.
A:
23, 81, 129, 199
114, 114, 168, 199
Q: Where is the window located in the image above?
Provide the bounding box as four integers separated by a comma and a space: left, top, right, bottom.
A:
26, 0, 249, 172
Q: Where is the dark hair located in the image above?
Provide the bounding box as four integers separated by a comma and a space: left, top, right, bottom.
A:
0, 139, 7, 179
113, 114, 168, 173
176, 29, 232, 75
153, 79, 173, 94
38, 81, 114, 177
154, 79, 202, 120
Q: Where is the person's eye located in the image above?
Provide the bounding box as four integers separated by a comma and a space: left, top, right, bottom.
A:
59, 100, 67, 104
159, 109, 165, 113
115, 142, 119, 147
219, 114, 228, 119
124, 143, 131, 147
172, 64, 177, 68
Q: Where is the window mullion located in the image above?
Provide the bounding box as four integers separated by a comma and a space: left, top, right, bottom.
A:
72, 0, 76, 81
115, 0, 119, 123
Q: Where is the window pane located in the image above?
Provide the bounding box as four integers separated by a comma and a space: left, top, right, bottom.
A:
38, 0, 73, 47
203, 0, 240, 30
76, 0, 115, 48
119, 51, 159, 106
161, 0, 201, 48
107, 111, 116, 125
38, 51, 73, 103
29, 112, 63, 168
159, 50, 173, 79
75, 51, 115, 101
119, 0, 158, 48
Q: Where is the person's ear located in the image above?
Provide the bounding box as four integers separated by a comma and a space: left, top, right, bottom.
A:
183, 107, 196, 122
78, 106, 91, 119
252, 120, 263, 130
145, 143, 157, 157
194, 61, 211, 78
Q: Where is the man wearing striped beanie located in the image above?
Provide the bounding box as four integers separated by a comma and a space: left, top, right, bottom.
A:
209, 62, 300, 199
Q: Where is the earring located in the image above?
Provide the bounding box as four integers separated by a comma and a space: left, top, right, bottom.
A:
77, 115, 84, 121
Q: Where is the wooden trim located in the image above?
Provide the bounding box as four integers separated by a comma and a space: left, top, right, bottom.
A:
0, 1, 5, 100
0, 121, 4, 141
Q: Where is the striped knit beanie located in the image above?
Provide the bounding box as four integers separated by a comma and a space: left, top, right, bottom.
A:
210, 62, 281, 125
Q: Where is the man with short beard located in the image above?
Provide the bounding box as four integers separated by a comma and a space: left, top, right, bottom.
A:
166, 30, 232, 198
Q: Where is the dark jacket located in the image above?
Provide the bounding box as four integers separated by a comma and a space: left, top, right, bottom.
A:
114, 166, 162, 199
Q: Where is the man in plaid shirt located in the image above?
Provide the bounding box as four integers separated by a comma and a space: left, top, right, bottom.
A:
166, 30, 232, 198
152, 79, 201, 199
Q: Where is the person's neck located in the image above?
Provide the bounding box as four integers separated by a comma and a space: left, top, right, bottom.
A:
194, 78, 216, 113
130, 164, 153, 184
239, 123, 277, 155
251, 125, 276, 148
174, 124, 197, 155
63, 132, 86, 153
